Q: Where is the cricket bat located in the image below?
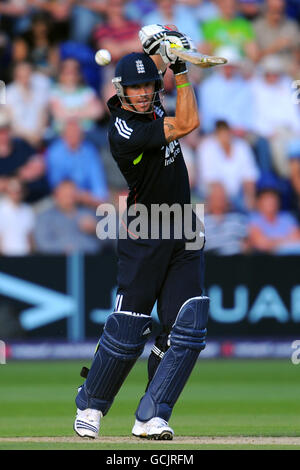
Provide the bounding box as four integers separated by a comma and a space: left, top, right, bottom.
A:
170, 44, 228, 68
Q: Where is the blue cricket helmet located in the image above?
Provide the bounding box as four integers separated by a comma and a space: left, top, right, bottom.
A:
114, 52, 161, 85
112, 52, 164, 113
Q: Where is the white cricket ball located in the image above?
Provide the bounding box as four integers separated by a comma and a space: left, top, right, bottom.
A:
95, 49, 111, 66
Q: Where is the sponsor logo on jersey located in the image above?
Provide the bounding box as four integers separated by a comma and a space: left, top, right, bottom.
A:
164, 140, 180, 166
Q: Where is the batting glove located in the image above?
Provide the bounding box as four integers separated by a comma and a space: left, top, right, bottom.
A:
158, 33, 194, 75
164, 30, 195, 53
139, 24, 195, 57
169, 57, 188, 76
139, 24, 171, 56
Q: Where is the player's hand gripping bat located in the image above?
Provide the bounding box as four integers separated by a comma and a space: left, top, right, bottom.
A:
139, 24, 228, 69
168, 43, 228, 68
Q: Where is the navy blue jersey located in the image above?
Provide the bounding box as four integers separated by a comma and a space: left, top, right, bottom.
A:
107, 95, 191, 209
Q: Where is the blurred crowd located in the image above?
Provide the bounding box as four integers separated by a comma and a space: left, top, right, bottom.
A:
0, 0, 300, 256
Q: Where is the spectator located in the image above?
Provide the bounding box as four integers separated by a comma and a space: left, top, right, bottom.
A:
287, 139, 300, 212
93, 0, 141, 64
70, 1, 107, 44
46, 118, 109, 208
253, 0, 300, 73
251, 54, 300, 178
237, 0, 262, 22
93, 0, 142, 102
179, 139, 197, 190
0, 177, 35, 256
204, 182, 249, 255
0, 32, 12, 83
196, 120, 259, 211
126, 0, 157, 22
49, 57, 105, 143
248, 185, 300, 254
0, 109, 49, 202
0, 0, 29, 37
188, 0, 220, 23
142, 0, 204, 48
202, 0, 258, 60
6, 61, 50, 148
289, 43, 300, 79
28, 0, 73, 42
34, 180, 101, 254
286, 0, 300, 22
198, 46, 255, 134
12, 11, 60, 77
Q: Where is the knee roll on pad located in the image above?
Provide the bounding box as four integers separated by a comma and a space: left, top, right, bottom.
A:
76, 312, 152, 414
100, 312, 151, 359
136, 296, 209, 422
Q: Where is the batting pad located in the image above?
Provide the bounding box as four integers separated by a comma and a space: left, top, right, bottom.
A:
135, 296, 209, 422
76, 312, 152, 415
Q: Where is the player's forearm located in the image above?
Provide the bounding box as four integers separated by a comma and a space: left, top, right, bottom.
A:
174, 73, 200, 133
151, 55, 168, 75
164, 73, 199, 142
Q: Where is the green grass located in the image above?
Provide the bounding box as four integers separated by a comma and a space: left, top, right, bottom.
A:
0, 443, 299, 450
0, 359, 299, 449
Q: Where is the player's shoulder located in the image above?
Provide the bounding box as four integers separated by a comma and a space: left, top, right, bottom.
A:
110, 113, 165, 151
108, 102, 153, 144
110, 115, 136, 142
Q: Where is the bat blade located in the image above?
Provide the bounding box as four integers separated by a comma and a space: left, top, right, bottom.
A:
170, 45, 228, 68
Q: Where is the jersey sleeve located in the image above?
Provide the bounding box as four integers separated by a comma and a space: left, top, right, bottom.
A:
109, 116, 167, 163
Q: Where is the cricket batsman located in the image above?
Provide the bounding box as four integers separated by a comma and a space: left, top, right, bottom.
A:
74, 24, 209, 440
